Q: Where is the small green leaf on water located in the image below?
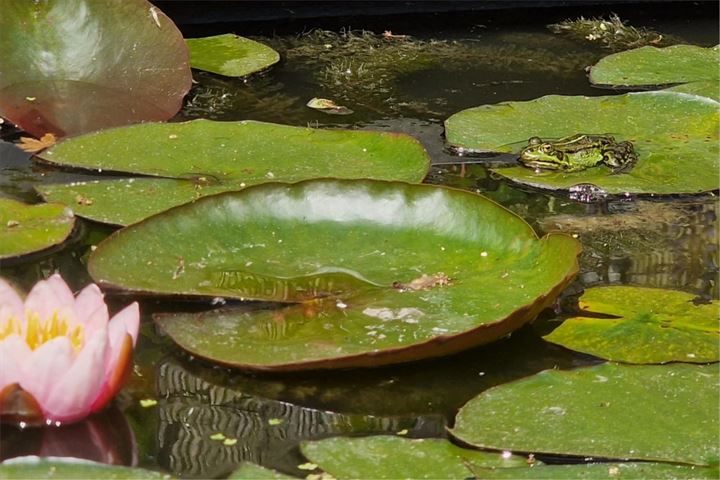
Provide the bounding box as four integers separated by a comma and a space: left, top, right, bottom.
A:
396, 429, 408, 435
139, 398, 158, 408
297, 463, 318, 471
223, 438, 238, 446
186, 33, 280, 77
543, 286, 719, 364
268, 418, 283, 426
210, 433, 226, 441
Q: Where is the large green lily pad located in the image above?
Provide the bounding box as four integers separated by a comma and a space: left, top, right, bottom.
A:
0, 199, 75, 260
0, 456, 169, 479
300, 436, 529, 479
589, 45, 719, 88
187, 34, 280, 77
666, 81, 720, 102
444, 91, 719, 194
467, 463, 719, 479
89, 180, 580, 370
37, 120, 430, 225
543, 286, 720, 364
0, 0, 191, 137
451, 362, 720, 466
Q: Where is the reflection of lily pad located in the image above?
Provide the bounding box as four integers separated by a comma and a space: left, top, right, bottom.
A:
589, 45, 719, 88
0, 0, 191, 137
468, 463, 719, 479
0, 199, 75, 260
543, 286, 720, 364
451, 362, 720, 466
444, 91, 719, 194
89, 180, 580, 370
0, 456, 168, 479
301, 436, 529, 479
37, 120, 429, 225
186, 34, 280, 77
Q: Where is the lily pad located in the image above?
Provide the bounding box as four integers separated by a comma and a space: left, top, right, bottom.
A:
228, 463, 296, 479
0, 199, 75, 260
300, 436, 529, 479
467, 463, 719, 479
0, 0, 191, 137
543, 286, 720, 364
186, 34, 280, 77
444, 91, 719, 194
89, 179, 580, 370
665, 81, 720, 101
37, 120, 430, 225
0, 456, 169, 479
589, 45, 719, 88
451, 362, 720, 466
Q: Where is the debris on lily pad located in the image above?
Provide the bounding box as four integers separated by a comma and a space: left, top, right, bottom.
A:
17, 133, 56, 153
306, 97, 354, 115
543, 286, 719, 364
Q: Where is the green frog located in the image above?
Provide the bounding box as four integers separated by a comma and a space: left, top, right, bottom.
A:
518, 134, 637, 173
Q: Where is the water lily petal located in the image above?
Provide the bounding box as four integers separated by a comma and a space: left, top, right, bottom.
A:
0, 335, 31, 389
74, 283, 109, 334
109, 302, 140, 346
18, 336, 74, 407
43, 330, 108, 423
25, 274, 75, 321
91, 334, 133, 413
0, 278, 24, 320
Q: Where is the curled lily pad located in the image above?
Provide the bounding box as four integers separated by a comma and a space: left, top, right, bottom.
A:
589, 45, 719, 88
0, 199, 75, 260
444, 91, 719, 195
0, 0, 191, 137
89, 179, 580, 370
37, 120, 429, 225
306, 98, 354, 115
300, 436, 530, 479
0, 456, 169, 479
186, 34, 280, 77
451, 362, 720, 466
543, 286, 720, 364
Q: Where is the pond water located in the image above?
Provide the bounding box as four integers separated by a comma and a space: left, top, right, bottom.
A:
0, 3, 718, 478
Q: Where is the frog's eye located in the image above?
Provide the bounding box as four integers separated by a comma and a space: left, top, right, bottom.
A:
539, 144, 553, 153
528, 137, 542, 145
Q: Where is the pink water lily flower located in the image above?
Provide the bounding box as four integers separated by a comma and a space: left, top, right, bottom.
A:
0, 274, 139, 426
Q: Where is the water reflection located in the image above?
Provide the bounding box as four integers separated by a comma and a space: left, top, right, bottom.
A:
155, 357, 445, 478
0, 407, 137, 466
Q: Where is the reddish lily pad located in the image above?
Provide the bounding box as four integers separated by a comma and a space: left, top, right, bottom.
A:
543, 286, 720, 364
0, 0, 191, 137
300, 436, 530, 479
451, 362, 720, 466
88, 179, 580, 370
187, 34, 280, 77
37, 120, 430, 225
444, 91, 719, 195
0, 198, 75, 260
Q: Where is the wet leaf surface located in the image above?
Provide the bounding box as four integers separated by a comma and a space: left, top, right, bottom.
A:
0, 0, 191, 137
37, 120, 430, 225
543, 286, 720, 363
300, 436, 530, 479
444, 91, 718, 194
88, 180, 580, 370
186, 34, 280, 77
451, 362, 720, 466
228, 463, 297, 479
0, 199, 75, 260
0, 456, 169, 479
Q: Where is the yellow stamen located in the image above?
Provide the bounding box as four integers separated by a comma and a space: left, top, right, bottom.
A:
0, 310, 84, 351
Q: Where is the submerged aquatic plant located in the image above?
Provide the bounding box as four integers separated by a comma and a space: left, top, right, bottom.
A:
0, 274, 139, 425
548, 14, 671, 50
